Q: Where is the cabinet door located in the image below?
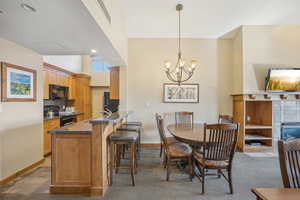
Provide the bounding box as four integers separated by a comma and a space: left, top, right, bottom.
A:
57, 73, 64, 86
43, 70, 49, 99
44, 119, 60, 156
49, 71, 57, 85
110, 67, 120, 99
63, 74, 69, 86
76, 114, 84, 122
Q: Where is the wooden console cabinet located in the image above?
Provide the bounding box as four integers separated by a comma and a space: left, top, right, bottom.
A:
232, 92, 300, 152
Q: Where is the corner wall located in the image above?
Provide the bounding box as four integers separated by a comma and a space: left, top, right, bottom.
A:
128, 38, 219, 143
243, 25, 300, 92
0, 38, 43, 180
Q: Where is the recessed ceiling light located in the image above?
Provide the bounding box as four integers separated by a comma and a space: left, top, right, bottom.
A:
91, 49, 97, 53
21, 3, 36, 12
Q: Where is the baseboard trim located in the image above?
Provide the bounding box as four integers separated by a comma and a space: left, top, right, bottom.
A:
0, 158, 45, 186
141, 143, 160, 148
50, 185, 106, 197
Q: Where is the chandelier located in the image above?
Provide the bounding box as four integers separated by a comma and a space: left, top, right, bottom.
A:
164, 4, 197, 85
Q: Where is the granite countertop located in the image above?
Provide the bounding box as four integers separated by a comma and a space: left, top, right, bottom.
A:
48, 120, 92, 134
44, 112, 84, 121
48, 111, 133, 134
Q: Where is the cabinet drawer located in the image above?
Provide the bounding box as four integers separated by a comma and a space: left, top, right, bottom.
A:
44, 119, 60, 130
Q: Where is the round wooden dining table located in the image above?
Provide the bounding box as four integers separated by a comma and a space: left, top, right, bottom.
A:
167, 123, 205, 146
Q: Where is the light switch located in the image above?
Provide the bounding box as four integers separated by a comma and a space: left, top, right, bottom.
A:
146, 102, 150, 107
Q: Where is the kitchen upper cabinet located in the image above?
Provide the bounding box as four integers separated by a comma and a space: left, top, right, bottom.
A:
74, 74, 92, 120
48, 70, 57, 85
109, 67, 120, 99
68, 76, 76, 100
43, 70, 49, 99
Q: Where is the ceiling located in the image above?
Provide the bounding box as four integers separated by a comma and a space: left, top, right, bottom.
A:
126, 0, 300, 38
0, 0, 125, 65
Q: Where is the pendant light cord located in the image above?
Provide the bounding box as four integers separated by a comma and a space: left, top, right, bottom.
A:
178, 8, 181, 58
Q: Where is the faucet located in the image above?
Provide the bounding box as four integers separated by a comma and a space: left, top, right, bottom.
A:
100, 108, 112, 117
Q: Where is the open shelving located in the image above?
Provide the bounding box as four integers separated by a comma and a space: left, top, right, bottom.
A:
233, 95, 273, 152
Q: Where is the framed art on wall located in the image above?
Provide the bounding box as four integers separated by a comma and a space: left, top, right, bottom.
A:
163, 83, 199, 103
1, 62, 37, 102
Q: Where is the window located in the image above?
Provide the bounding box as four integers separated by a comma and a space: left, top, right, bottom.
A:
91, 56, 111, 72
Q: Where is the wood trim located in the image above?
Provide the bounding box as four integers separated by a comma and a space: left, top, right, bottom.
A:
141, 143, 161, 148
0, 158, 45, 186
1, 62, 37, 102
90, 86, 109, 89
50, 185, 92, 195
73, 73, 91, 79
43, 62, 75, 75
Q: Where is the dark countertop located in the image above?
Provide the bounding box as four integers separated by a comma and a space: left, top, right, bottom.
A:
44, 112, 84, 121
48, 111, 132, 134
48, 120, 92, 134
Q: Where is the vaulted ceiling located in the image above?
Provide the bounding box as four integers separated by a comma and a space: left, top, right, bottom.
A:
126, 0, 300, 38
0, 0, 125, 65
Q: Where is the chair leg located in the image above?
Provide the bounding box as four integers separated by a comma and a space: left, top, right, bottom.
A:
160, 142, 163, 157
201, 167, 205, 195
116, 145, 121, 174
166, 156, 171, 181
130, 142, 136, 186
163, 154, 167, 168
109, 142, 115, 186
228, 168, 233, 194
135, 142, 138, 174
188, 156, 193, 181
217, 169, 221, 178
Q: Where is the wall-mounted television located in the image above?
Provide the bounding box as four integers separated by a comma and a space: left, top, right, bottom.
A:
266, 68, 300, 92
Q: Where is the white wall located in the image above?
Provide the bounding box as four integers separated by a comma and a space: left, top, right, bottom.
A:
43, 55, 82, 73
81, 0, 128, 65
217, 39, 233, 115
128, 38, 219, 143
82, 55, 110, 87
0, 38, 43, 180
232, 28, 244, 94
243, 25, 300, 92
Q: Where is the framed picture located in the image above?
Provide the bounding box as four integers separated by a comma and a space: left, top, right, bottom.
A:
1, 62, 37, 102
163, 83, 199, 103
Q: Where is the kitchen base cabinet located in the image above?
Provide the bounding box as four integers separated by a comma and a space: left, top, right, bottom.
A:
43, 119, 60, 156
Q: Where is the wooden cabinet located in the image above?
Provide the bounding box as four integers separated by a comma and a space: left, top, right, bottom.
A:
43, 70, 49, 99
76, 114, 84, 122
109, 67, 120, 99
68, 76, 76, 100
74, 74, 92, 120
43, 63, 76, 99
232, 94, 273, 153
43, 119, 60, 156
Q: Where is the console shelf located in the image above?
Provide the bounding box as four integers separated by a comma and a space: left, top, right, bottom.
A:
232, 95, 273, 152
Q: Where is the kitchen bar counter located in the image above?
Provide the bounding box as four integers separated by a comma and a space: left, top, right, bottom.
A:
44, 112, 84, 121
48, 120, 92, 134
49, 111, 131, 197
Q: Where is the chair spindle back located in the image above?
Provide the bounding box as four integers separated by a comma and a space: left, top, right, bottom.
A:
203, 123, 239, 161
278, 139, 300, 188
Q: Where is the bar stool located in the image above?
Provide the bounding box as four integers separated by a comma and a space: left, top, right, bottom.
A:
109, 131, 139, 186
117, 122, 142, 158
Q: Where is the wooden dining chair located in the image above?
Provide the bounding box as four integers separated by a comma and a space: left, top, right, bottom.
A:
175, 111, 194, 126
278, 139, 300, 188
193, 123, 239, 194
155, 114, 193, 181
218, 115, 233, 124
